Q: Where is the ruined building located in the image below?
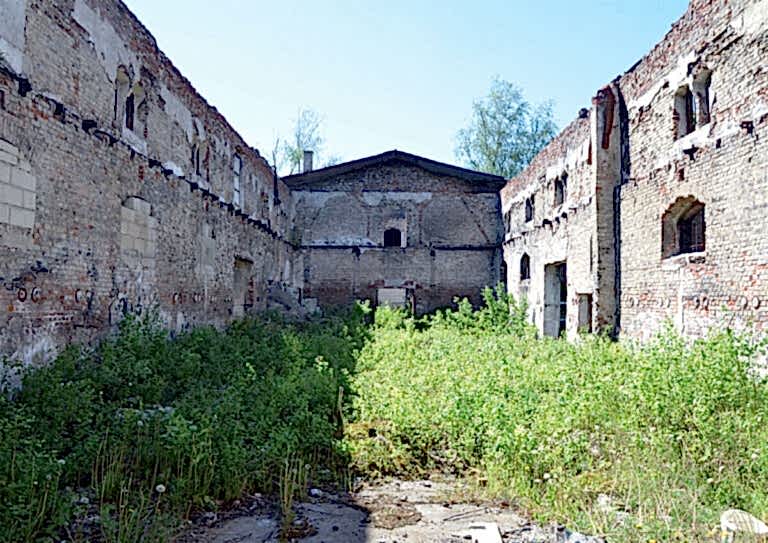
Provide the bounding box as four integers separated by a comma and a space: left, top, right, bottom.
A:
502, 0, 768, 340
0, 0, 766, 367
285, 150, 504, 314
0, 0, 504, 365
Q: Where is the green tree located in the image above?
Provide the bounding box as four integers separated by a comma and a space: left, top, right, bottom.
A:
455, 77, 557, 179
274, 107, 340, 175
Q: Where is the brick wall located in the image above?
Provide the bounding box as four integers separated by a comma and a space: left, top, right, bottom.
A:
503, 0, 768, 340
0, 0, 299, 371
617, 0, 768, 339
289, 157, 504, 314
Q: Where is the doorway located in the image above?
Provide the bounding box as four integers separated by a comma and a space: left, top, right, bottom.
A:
544, 262, 567, 337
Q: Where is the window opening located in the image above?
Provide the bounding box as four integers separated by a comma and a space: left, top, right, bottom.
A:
233, 154, 242, 207
520, 253, 531, 281
383, 228, 402, 248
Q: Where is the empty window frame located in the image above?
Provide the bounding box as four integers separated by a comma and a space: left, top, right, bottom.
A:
674, 85, 696, 139
383, 228, 402, 248
233, 154, 242, 207
520, 253, 531, 281
525, 196, 534, 222
678, 204, 705, 254
662, 196, 705, 258
692, 69, 712, 126
554, 176, 567, 207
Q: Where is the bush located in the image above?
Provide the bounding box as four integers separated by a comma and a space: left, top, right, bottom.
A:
0, 309, 367, 542
346, 300, 768, 541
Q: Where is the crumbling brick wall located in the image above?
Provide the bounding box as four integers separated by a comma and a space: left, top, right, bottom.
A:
288, 155, 505, 314
503, 0, 768, 340
616, 0, 768, 339
0, 0, 299, 368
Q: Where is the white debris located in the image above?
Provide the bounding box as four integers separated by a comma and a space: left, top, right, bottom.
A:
721, 509, 768, 541
452, 521, 503, 543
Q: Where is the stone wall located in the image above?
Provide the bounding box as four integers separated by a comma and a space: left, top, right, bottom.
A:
503, 0, 768, 340
288, 156, 505, 314
0, 0, 299, 368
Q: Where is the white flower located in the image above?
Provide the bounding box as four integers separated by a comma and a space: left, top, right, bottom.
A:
706, 477, 714, 484
57, 459, 66, 465
155, 484, 166, 494
751, 452, 759, 460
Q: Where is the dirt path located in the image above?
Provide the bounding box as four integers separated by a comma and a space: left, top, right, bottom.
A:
182, 480, 600, 543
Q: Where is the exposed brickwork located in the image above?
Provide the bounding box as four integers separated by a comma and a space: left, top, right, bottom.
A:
0, 0, 299, 369
503, 0, 768, 340
286, 152, 505, 314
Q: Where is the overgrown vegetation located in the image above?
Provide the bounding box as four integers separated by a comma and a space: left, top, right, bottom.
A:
0, 309, 368, 542
2, 290, 767, 542
346, 287, 768, 541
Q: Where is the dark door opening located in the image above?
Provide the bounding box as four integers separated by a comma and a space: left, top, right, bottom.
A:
544, 261, 567, 337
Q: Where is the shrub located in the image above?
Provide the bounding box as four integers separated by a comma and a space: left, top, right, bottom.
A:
0, 310, 366, 542
346, 302, 768, 541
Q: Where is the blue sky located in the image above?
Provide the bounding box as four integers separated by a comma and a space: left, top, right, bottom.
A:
124, 0, 689, 167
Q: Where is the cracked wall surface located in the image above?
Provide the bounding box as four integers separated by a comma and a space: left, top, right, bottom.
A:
288, 158, 505, 314
503, 0, 768, 340
0, 0, 299, 367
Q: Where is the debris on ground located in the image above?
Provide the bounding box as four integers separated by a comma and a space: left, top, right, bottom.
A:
183, 479, 604, 543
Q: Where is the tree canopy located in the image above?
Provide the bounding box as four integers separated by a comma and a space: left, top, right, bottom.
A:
455, 78, 557, 179
274, 108, 340, 175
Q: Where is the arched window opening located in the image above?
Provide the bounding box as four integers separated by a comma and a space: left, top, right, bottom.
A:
662, 196, 705, 258
503, 209, 512, 234
383, 228, 402, 248
525, 196, 534, 222
693, 69, 712, 126
520, 253, 531, 281
674, 85, 696, 139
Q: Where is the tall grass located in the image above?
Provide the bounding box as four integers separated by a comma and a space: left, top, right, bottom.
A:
0, 308, 368, 542
3, 288, 766, 542
345, 288, 768, 541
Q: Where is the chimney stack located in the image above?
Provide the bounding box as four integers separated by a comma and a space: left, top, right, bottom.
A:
303, 150, 314, 173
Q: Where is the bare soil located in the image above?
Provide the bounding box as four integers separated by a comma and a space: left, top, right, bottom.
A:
181, 479, 597, 543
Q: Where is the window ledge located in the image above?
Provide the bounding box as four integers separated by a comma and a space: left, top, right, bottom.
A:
661, 251, 706, 270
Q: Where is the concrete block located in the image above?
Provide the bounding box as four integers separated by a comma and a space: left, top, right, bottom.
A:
0, 139, 18, 156
132, 237, 146, 254
10, 169, 35, 191
0, 150, 18, 166
22, 190, 36, 210
0, 183, 24, 207
121, 206, 135, 225
120, 233, 133, 252
0, 162, 10, 184
9, 206, 34, 229
126, 197, 150, 215
0, 202, 10, 224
